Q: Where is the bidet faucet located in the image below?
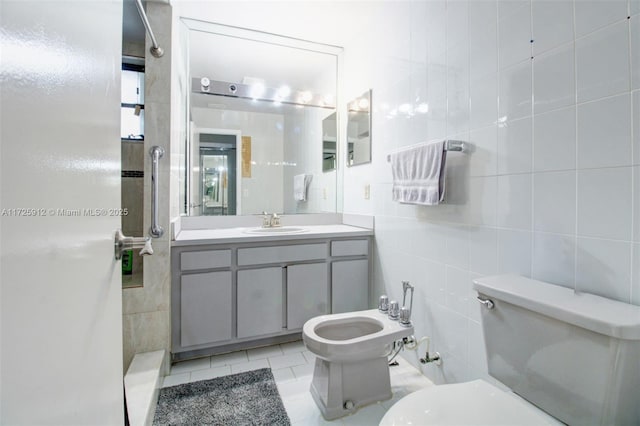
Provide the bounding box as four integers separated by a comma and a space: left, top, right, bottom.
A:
400, 281, 414, 327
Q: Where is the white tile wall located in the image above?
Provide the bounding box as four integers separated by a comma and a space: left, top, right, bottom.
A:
574, 0, 628, 37
531, 0, 574, 55
533, 106, 576, 172
577, 93, 632, 168
338, 0, 640, 386
576, 21, 630, 102
533, 43, 575, 115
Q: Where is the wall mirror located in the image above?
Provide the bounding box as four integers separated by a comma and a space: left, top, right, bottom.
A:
322, 112, 337, 172
346, 90, 371, 167
178, 18, 341, 216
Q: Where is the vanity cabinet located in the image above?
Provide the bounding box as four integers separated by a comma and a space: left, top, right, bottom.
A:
180, 271, 232, 347
171, 235, 371, 361
237, 267, 283, 338
287, 263, 329, 329
331, 259, 369, 314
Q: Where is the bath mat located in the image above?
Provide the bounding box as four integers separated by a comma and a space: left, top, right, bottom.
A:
153, 368, 291, 426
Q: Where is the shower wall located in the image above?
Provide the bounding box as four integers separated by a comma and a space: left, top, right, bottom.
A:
121, 141, 144, 287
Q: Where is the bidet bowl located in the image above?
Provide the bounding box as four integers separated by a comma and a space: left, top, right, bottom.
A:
302, 309, 414, 362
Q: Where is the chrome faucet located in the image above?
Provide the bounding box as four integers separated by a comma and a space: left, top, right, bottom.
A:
261, 211, 271, 228
270, 213, 281, 227
261, 211, 282, 228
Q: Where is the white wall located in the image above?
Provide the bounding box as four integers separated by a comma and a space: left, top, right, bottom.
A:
191, 107, 285, 214
0, 1, 124, 423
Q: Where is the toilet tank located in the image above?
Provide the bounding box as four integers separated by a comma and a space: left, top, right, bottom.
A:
473, 275, 640, 426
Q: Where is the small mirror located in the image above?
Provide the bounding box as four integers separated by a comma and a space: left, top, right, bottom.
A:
347, 90, 371, 167
322, 112, 337, 172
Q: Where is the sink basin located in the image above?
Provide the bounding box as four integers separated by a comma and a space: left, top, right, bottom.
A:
244, 226, 309, 235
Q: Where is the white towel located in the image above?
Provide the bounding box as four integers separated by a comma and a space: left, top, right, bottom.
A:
389, 141, 447, 205
294, 174, 312, 201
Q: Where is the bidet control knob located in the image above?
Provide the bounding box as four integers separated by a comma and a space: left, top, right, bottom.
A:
399, 306, 411, 325
378, 295, 389, 312
388, 301, 399, 320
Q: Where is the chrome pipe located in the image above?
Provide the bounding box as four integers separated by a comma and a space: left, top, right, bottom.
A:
149, 146, 164, 238
134, 0, 164, 58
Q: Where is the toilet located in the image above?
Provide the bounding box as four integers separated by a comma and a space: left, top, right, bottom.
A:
302, 309, 414, 420
381, 274, 640, 425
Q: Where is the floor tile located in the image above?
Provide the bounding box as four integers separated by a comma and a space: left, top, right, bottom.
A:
169, 357, 210, 375
341, 403, 388, 426
161, 372, 190, 388
247, 345, 284, 360
280, 340, 306, 354
292, 362, 315, 379
282, 392, 319, 423
269, 352, 307, 370
190, 365, 231, 382
209, 350, 248, 367
272, 367, 296, 383
231, 359, 269, 374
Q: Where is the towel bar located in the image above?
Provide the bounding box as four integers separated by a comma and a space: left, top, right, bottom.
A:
386, 140, 465, 162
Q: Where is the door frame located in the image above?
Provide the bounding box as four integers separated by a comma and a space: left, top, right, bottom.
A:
191, 127, 242, 215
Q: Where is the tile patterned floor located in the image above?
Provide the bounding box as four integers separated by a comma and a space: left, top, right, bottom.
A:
162, 340, 434, 425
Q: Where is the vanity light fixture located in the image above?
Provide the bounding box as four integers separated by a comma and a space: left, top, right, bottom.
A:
192, 77, 335, 109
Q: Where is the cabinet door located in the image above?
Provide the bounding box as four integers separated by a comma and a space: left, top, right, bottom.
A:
237, 267, 283, 338
331, 259, 369, 313
287, 263, 328, 330
180, 271, 232, 347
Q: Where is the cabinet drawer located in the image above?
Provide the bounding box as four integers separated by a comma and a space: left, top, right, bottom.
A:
238, 243, 326, 266
181, 249, 231, 271
331, 240, 368, 257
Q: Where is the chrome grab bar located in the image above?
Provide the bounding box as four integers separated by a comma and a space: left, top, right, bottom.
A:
149, 146, 164, 238
134, 0, 164, 58
114, 229, 153, 260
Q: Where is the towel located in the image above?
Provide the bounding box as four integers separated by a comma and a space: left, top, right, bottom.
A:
389, 141, 447, 205
294, 174, 312, 201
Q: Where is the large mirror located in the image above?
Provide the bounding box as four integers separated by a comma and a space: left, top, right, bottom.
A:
179, 19, 341, 216
347, 90, 372, 167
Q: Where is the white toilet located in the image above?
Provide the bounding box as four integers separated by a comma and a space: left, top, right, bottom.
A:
302, 309, 414, 420
381, 274, 640, 426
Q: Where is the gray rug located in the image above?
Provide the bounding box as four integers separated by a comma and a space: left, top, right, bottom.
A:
153, 368, 291, 426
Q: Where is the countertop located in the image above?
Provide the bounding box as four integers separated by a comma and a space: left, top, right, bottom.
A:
172, 224, 373, 246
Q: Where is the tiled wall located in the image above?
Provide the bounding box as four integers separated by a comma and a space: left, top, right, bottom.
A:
342, 0, 640, 384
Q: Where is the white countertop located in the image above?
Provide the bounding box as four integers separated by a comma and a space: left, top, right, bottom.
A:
172, 224, 373, 246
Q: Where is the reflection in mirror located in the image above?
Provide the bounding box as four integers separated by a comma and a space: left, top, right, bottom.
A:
322, 112, 337, 172
179, 18, 341, 216
347, 90, 372, 167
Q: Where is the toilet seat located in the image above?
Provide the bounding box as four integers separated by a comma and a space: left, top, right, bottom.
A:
380, 379, 560, 426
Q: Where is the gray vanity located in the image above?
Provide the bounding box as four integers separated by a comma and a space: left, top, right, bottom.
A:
171, 225, 373, 361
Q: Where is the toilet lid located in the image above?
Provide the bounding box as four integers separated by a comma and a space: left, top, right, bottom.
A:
380, 379, 560, 426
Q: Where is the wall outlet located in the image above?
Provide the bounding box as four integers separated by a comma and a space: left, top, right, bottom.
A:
364, 184, 370, 200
